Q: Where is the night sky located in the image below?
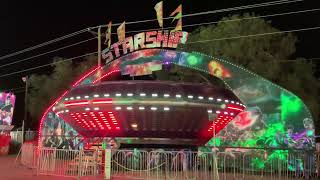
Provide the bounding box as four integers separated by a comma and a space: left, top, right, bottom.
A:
0, 0, 319, 129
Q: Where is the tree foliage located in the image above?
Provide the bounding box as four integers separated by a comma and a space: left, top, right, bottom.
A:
180, 13, 320, 132
27, 55, 97, 126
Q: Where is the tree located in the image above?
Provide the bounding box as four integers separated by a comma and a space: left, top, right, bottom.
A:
179, 13, 320, 132
27, 55, 97, 127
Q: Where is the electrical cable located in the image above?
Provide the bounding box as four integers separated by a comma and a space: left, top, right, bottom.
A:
123, 8, 320, 35
0, 29, 89, 61
0, 0, 303, 61
2, 7, 317, 69
0, 37, 97, 68
95, 0, 304, 29
186, 26, 320, 44
101, 25, 320, 53
0, 52, 97, 78
0, 25, 320, 78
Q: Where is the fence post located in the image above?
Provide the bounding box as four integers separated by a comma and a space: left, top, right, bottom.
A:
77, 150, 83, 180
104, 148, 112, 180
36, 147, 40, 176
212, 151, 219, 180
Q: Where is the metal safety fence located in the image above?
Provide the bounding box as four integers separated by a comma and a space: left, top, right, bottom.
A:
110, 149, 320, 180
19, 146, 320, 179
10, 130, 37, 143
37, 148, 103, 178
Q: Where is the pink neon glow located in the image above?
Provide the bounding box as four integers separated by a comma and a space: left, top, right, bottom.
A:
92, 101, 113, 104
93, 69, 120, 84
64, 100, 89, 107
107, 111, 120, 129
70, 111, 120, 132
72, 66, 101, 87
227, 106, 244, 111
208, 114, 235, 133
38, 66, 100, 146
92, 98, 113, 104
38, 66, 120, 144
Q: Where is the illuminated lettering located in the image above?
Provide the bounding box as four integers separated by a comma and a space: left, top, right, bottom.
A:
102, 30, 189, 63
134, 32, 146, 50
103, 51, 114, 64
156, 30, 169, 47
168, 31, 188, 48
145, 31, 157, 48
122, 37, 134, 54
111, 42, 121, 58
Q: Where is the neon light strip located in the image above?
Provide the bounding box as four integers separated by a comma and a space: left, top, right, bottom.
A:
92, 100, 113, 104
93, 69, 120, 84
65, 101, 90, 107
72, 66, 101, 87
227, 106, 244, 111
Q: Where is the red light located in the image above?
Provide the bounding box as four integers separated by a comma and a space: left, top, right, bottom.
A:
72, 66, 101, 87
227, 106, 244, 111
227, 104, 245, 112
92, 98, 113, 104
93, 69, 120, 84
64, 100, 89, 107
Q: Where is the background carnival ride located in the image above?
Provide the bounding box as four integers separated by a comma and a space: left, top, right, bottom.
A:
0, 92, 15, 155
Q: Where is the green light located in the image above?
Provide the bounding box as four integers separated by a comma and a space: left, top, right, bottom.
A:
187, 55, 199, 65
240, 138, 256, 147
207, 137, 221, 146
267, 150, 288, 162
102, 142, 107, 149
126, 139, 132, 144
306, 130, 314, 136
264, 123, 285, 137
251, 158, 265, 169
281, 93, 303, 121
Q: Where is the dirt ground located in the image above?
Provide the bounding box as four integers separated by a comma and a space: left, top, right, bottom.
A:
0, 155, 75, 180
0, 156, 136, 180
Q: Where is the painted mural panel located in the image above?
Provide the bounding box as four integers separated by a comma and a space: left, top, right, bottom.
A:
41, 111, 83, 150
0, 92, 15, 125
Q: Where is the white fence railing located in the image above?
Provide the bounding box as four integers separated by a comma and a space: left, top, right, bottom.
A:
20, 145, 320, 179
10, 130, 37, 143
111, 150, 320, 180
37, 148, 102, 178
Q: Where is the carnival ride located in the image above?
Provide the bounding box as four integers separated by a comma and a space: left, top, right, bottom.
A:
38, 47, 315, 150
